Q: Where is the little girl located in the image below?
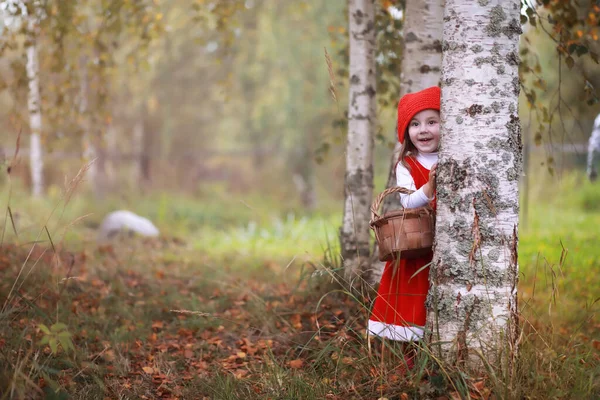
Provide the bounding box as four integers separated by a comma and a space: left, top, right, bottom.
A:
368, 86, 440, 365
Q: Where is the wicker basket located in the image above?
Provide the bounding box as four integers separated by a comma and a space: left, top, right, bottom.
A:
370, 186, 435, 262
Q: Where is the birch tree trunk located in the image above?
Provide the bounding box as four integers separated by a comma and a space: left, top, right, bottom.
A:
79, 57, 99, 192
340, 0, 376, 281
26, 17, 43, 197
428, 0, 522, 369
383, 0, 443, 211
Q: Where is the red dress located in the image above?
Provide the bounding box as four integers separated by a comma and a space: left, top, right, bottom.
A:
368, 156, 435, 341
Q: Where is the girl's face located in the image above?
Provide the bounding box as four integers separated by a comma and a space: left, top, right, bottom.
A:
407, 109, 440, 154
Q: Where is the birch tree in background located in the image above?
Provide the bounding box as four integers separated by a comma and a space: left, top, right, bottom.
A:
79, 56, 99, 193
340, 0, 376, 281
428, 0, 522, 368
26, 10, 43, 196
382, 0, 443, 212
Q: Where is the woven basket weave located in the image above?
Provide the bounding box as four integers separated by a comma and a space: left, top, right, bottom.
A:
370, 186, 435, 262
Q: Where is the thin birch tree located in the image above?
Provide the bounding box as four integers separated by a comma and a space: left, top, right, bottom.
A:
79, 56, 99, 193
382, 0, 443, 211
26, 10, 43, 196
428, 0, 522, 369
340, 0, 376, 280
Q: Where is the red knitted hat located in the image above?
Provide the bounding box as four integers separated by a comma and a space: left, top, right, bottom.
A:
397, 86, 441, 143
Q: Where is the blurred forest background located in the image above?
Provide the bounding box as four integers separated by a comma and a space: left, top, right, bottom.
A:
0, 0, 598, 222
0, 0, 599, 398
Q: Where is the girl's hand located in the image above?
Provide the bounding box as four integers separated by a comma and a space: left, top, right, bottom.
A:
423, 163, 437, 199
429, 163, 437, 191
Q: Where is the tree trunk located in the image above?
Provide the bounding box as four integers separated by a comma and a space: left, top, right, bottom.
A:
383, 0, 443, 213
26, 18, 43, 197
340, 0, 376, 281
79, 57, 100, 194
428, 0, 522, 370
132, 116, 145, 187
105, 122, 117, 189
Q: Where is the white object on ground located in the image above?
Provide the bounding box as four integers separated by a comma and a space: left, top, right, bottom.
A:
98, 210, 159, 241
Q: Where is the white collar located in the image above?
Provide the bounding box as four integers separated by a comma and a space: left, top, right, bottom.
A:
415, 152, 438, 169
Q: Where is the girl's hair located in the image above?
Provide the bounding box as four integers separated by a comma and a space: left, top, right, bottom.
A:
397, 128, 416, 170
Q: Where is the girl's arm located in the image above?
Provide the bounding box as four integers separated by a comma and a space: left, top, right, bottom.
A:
396, 163, 433, 209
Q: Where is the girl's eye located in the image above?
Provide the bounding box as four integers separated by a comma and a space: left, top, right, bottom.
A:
411, 122, 419, 127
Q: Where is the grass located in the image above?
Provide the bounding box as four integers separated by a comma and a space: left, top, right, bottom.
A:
0, 171, 599, 399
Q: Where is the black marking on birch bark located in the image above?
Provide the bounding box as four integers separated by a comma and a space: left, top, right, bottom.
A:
344, 167, 374, 199
442, 41, 467, 52
422, 40, 442, 53
405, 31, 418, 43
506, 113, 523, 169
466, 104, 483, 117
363, 85, 376, 98
470, 44, 484, 53
474, 56, 495, 67
506, 50, 520, 66
352, 9, 364, 25
438, 158, 470, 193
350, 74, 360, 85
465, 79, 476, 86
511, 76, 520, 95
486, 5, 507, 38
505, 19, 523, 38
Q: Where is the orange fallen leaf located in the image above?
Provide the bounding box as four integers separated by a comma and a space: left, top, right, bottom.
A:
289, 359, 303, 369
142, 366, 154, 374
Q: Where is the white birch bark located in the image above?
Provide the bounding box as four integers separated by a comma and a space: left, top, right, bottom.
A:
26, 17, 43, 197
384, 0, 444, 207
79, 57, 99, 190
428, 0, 522, 369
341, 0, 376, 280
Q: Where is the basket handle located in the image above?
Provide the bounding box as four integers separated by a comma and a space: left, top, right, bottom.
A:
370, 186, 415, 223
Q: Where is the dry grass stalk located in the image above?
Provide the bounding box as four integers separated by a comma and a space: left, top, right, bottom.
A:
63, 159, 95, 208
324, 47, 338, 106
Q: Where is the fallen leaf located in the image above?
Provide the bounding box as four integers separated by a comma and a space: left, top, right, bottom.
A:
289, 359, 303, 369
142, 366, 154, 374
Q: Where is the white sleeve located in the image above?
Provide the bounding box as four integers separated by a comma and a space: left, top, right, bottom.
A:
396, 162, 432, 209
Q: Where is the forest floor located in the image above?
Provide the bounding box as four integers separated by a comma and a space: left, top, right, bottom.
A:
1, 177, 599, 399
